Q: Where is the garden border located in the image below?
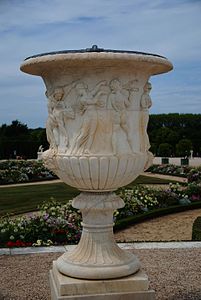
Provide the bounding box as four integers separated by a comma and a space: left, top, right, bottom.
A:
114, 201, 201, 232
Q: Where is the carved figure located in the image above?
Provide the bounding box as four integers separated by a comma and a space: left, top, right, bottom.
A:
124, 79, 139, 108
140, 82, 152, 152
46, 93, 58, 151
91, 83, 112, 154
62, 81, 81, 113
46, 88, 74, 153
124, 79, 139, 96
108, 79, 133, 153
71, 81, 108, 155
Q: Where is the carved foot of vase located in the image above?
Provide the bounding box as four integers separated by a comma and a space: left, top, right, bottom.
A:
56, 192, 140, 279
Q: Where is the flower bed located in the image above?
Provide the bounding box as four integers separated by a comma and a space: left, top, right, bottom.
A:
1, 183, 201, 247
115, 182, 201, 222
0, 160, 57, 184
147, 164, 201, 183
0, 198, 81, 248
187, 168, 201, 183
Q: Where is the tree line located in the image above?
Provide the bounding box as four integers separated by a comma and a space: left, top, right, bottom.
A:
0, 114, 201, 159
148, 113, 201, 157
0, 120, 48, 159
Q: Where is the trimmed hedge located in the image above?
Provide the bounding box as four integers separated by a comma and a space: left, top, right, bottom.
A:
192, 216, 201, 241
114, 201, 201, 232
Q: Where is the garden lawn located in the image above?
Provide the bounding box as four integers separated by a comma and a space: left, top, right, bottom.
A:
0, 183, 79, 216
129, 174, 174, 185
0, 175, 173, 217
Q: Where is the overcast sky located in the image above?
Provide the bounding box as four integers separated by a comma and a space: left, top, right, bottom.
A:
0, 0, 201, 128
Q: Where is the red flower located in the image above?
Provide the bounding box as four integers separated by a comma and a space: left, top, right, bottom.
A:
26, 242, 32, 246
53, 229, 66, 234
6, 241, 15, 247
16, 240, 21, 246
6, 240, 32, 248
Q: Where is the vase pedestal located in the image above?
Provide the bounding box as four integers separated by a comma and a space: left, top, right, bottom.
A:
56, 192, 140, 280
50, 192, 155, 299
50, 261, 155, 300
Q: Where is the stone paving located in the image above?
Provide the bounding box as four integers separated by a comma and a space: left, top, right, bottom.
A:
1, 242, 201, 256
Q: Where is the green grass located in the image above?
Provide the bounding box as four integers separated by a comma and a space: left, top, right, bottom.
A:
0, 175, 174, 217
0, 183, 79, 217
128, 175, 174, 185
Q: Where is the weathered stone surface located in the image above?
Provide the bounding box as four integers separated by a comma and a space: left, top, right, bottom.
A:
57, 192, 140, 279
21, 47, 172, 298
50, 261, 155, 300
21, 50, 172, 192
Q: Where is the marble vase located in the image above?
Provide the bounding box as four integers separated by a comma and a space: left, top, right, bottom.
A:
21, 45, 173, 298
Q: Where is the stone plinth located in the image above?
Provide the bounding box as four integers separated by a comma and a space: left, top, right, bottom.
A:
50, 261, 155, 300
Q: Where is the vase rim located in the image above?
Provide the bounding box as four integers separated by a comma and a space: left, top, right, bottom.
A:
20, 45, 173, 76
24, 45, 167, 61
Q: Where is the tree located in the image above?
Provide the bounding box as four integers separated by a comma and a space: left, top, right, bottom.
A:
148, 114, 201, 157
158, 143, 173, 157
176, 139, 192, 157
0, 120, 29, 158
29, 128, 48, 158
5, 120, 28, 136
0, 121, 47, 159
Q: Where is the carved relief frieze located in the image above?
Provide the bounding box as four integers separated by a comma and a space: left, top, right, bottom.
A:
45, 78, 151, 156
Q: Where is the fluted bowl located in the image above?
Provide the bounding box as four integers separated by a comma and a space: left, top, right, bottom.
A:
21, 46, 172, 192
43, 152, 149, 191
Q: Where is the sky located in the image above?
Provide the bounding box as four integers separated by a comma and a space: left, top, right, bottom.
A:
0, 0, 201, 128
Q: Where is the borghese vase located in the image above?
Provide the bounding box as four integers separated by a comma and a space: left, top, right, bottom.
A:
21, 45, 173, 280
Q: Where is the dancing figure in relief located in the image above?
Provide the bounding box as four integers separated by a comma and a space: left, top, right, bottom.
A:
46, 88, 74, 153
140, 82, 152, 152
90, 83, 112, 154
124, 79, 139, 108
108, 79, 133, 154
71, 81, 108, 155
46, 91, 59, 151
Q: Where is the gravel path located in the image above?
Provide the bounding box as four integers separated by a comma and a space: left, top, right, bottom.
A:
1, 208, 201, 299
0, 179, 61, 188
143, 172, 188, 183
115, 208, 201, 242
0, 249, 201, 300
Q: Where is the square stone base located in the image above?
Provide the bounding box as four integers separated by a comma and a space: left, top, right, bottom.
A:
50, 261, 155, 300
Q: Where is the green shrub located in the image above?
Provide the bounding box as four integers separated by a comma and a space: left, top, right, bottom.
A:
0, 160, 57, 184
192, 216, 201, 241
187, 169, 201, 184
155, 189, 179, 207
148, 164, 201, 184
147, 164, 190, 177
185, 183, 201, 202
